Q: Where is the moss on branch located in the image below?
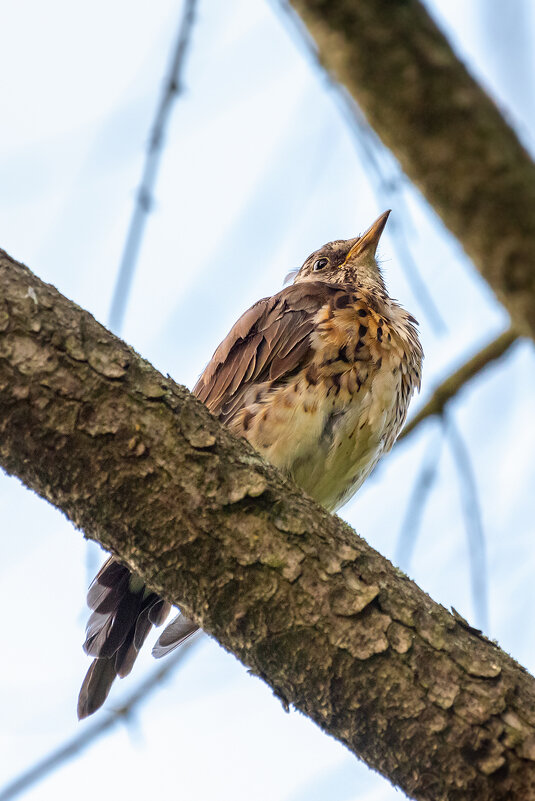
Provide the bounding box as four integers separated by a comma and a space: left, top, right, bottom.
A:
1, 249, 535, 800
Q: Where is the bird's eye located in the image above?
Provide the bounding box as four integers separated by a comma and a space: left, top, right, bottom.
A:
313, 257, 329, 271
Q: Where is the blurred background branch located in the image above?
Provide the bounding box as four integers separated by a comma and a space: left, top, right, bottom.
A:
86, 0, 198, 583
395, 428, 444, 571
0, 639, 200, 801
291, 0, 535, 340
108, 0, 198, 334
276, 0, 446, 334
399, 327, 519, 442
447, 414, 489, 631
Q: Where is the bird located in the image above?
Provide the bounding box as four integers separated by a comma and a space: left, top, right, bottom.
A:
77, 210, 423, 718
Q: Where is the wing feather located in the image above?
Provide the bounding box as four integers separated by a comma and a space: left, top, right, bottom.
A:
194, 282, 333, 420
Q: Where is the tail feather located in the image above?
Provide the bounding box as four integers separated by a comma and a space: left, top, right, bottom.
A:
77, 558, 171, 719
86, 560, 131, 612
77, 657, 119, 719
148, 598, 170, 627
152, 613, 199, 659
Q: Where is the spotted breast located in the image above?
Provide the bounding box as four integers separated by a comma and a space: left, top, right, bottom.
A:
197, 282, 422, 512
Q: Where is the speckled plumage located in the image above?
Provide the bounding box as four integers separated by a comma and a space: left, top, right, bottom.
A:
78, 211, 423, 718
196, 211, 422, 511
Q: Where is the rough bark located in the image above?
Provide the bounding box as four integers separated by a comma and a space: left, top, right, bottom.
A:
290, 0, 535, 341
2, 248, 535, 801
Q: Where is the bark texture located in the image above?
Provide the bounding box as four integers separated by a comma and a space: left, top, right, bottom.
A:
290, 0, 535, 341
2, 249, 535, 801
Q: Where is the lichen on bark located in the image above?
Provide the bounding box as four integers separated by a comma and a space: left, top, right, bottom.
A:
2, 248, 535, 800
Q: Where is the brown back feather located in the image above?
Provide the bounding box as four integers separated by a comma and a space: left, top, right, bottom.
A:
194, 282, 335, 419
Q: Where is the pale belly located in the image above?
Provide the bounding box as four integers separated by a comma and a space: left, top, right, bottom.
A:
241, 366, 403, 513
290, 406, 385, 513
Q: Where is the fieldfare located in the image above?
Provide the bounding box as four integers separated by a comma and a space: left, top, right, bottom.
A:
78, 210, 423, 718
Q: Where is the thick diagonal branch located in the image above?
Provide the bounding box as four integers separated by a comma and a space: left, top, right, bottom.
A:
1, 250, 535, 801
290, 0, 535, 341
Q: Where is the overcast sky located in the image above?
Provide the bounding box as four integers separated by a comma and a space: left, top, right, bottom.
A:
1, 2, 535, 800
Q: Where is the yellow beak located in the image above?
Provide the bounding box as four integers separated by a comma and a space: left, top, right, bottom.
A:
346, 210, 391, 261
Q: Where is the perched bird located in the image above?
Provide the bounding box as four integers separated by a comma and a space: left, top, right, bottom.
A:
78, 210, 423, 718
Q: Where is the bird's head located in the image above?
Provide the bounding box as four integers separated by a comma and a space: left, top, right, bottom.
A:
290, 210, 390, 292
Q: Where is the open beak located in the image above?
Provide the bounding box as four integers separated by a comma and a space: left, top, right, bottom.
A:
346, 210, 391, 260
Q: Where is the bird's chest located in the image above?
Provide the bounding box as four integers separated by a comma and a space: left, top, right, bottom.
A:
236, 297, 419, 513
287, 353, 403, 511
247, 350, 405, 513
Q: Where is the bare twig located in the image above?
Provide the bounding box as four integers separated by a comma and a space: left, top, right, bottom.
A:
446, 415, 488, 633
108, 0, 198, 333
399, 327, 518, 442
395, 428, 444, 570
273, 0, 446, 333
0, 637, 201, 801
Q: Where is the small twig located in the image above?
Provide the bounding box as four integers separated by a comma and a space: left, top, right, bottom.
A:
108, 0, 198, 333
0, 636, 201, 801
446, 415, 489, 632
399, 327, 518, 443
395, 428, 444, 570
272, 0, 446, 334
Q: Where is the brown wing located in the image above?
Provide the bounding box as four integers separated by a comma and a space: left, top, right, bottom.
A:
193, 281, 334, 422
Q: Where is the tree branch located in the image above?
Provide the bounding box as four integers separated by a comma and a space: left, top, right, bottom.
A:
290, 0, 535, 341
2, 249, 535, 801
399, 327, 518, 441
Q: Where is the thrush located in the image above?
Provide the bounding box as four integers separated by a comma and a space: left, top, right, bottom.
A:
78, 210, 423, 718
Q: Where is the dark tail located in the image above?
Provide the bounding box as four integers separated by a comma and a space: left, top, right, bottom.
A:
78, 558, 199, 718
77, 558, 171, 719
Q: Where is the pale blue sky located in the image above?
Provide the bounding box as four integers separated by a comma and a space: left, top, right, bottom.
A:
1, 2, 534, 799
